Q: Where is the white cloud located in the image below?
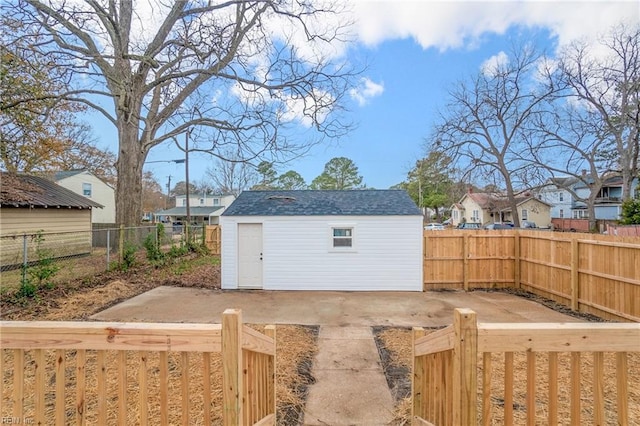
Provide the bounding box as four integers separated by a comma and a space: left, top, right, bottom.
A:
350, 77, 385, 106
481, 51, 509, 75
350, 1, 639, 52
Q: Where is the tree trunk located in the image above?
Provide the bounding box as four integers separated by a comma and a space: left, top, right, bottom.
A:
115, 121, 146, 226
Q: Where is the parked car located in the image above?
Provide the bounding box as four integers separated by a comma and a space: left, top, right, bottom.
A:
521, 221, 538, 228
484, 223, 513, 230
424, 223, 445, 231
456, 223, 481, 229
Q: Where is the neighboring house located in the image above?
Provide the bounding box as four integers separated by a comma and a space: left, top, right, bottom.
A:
156, 193, 236, 225
573, 175, 638, 220
220, 190, 423, 291
538, 177, 576, 219
539, 175, 638, 220
175, 193, 236, 208
0, 173, 103, 267
55, 170, 115, 224
451, 188, 552, 227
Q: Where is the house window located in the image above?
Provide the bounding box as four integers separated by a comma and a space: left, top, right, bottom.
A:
572, 210, 589, 219
182, 199, 186, 206
521, 209, 528, 220
559, 192, 564, 202
559, 209, 564, 218
472, 210, 479, 222
332, 227, 353, 248
213, 198, 220, 206
453, 210, 458, 219
82, 183, 92, 197
200, 198, 204, 205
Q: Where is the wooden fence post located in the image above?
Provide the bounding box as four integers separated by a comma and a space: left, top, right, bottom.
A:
222, 309, 243, 426
264, 325, 277, 419
411, 327, 427, 423
513, 231, 520, 289
452, 309, 477, 425
571, 237, 579, 311
463, 234, 470, 291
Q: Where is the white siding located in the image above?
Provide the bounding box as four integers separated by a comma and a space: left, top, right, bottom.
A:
221, 215, 423, 291
56, 172, 115, 223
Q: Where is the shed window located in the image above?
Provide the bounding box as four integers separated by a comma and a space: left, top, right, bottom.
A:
332, 228, 353, 248
82, 183, 92, 197
522, 209, 528, 220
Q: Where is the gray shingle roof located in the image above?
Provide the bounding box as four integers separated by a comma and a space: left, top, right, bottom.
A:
54, 170, 86, 181
1, 173, 103, 209
222, 190, 421, 216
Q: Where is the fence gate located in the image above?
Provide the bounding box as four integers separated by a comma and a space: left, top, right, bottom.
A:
205, 225, 221, 255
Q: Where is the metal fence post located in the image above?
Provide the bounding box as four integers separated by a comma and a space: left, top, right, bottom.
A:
21, 234, 28, 283
119, 225, 125, 262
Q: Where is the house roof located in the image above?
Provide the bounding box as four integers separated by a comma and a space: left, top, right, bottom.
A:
0, 173, 103, 209
155, 206, 224, 217
461, 191, 551, 212
222, 190, 421, 216
54, 169, 87, 181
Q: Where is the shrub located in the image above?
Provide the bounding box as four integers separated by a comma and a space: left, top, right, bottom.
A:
620, 198, 640, 224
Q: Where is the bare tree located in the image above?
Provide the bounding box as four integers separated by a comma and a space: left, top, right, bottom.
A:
206, 155, 258, 197
9, 0, 357, 225
528, 101, 609, 224
433, 45, 557, 226
556, 24, 640, 200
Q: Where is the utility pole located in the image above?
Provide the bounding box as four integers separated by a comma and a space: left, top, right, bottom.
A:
166, 175, 172, 209
185, 129, 191, 241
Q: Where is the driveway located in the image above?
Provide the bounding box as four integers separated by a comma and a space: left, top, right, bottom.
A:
91, 287, 582, 326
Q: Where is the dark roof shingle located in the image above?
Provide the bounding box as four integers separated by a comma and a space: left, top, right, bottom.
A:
1, 173, 103, 209
222, 190, 421, 216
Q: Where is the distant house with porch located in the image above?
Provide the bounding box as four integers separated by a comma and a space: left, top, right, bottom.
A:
450, 188, 552, 227
539, 174, 638, 220
155, 193, 235, 225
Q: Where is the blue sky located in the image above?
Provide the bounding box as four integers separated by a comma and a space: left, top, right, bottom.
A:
103, 1, 639, 191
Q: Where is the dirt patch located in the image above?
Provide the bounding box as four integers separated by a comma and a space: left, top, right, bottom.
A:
1, 254, 318, 425
473, 287, 607, 322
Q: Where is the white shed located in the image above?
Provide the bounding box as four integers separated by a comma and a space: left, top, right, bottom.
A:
220, 190, 423, 291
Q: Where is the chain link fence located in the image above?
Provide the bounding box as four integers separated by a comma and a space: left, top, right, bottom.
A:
0, 224, 205, 293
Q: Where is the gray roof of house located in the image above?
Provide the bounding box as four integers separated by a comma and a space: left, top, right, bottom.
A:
222, 190, 421, 216
54, 170, 87, 181
1, 173, 103, 209
155, 206, 224, 217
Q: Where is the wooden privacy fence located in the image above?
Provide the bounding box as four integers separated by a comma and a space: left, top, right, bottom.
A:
0, 309, 275, 426
412, 308, 640, 426
423, 230, 640, 322
206, 225, 221, 255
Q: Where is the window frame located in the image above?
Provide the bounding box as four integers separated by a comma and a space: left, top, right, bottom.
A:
521, 209, 528, 220
82, 182, 92, 197
328, 224, 356, 252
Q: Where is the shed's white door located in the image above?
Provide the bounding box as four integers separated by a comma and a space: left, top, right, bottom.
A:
238, 223, 263, 289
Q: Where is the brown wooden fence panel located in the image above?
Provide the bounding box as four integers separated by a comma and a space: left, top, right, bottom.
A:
205, 225, 221, 255
519, 232, 573, 306
424, 230, 640, 322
